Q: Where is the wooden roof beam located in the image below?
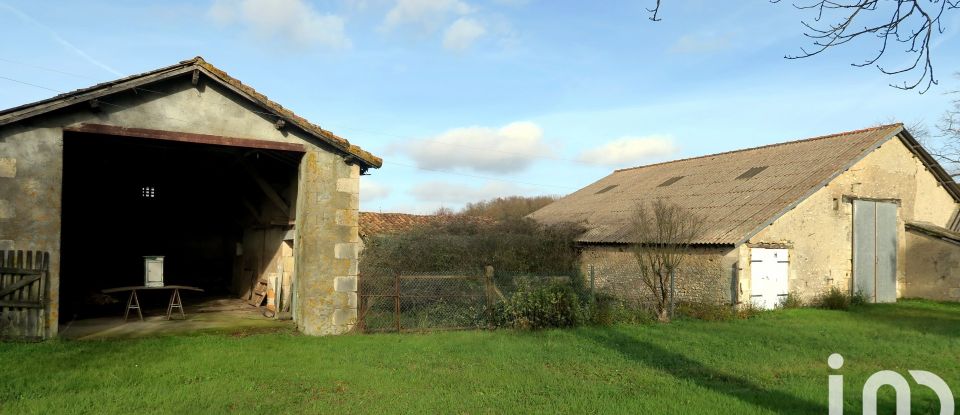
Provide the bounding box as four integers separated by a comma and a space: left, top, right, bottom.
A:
241, 161, 290, 218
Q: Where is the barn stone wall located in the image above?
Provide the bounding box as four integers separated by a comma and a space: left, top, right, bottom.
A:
903, 231, 960, 301
745, 135, 958, 302
579, 245, 737, 305
294, 153, 360, 335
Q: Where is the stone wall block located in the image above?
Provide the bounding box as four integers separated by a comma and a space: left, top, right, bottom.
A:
0, 158, 16, 178
336, 177, 359, 194
0, 199, 14, 219
332, 308, 357, 326
334, 276, 357, 292
335, 209, 359, 226
334, 242, 359, 259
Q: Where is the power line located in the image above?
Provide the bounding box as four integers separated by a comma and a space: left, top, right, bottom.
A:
0, 57, 100, 80
0, 75, 62, 93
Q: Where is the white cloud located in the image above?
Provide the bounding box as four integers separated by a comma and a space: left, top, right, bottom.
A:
669, 32, 735, 54
577, 135, 678, 167
403, 121, 550, 173
442, 17, 486, 50
341, 0, 375, 11
409, 180, 528, 204
383, 0, 473, 32
208, 0, 351, 49
360, 178, 392, 202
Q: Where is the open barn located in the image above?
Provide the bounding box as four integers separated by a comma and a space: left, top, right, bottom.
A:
0, 57, 381, 338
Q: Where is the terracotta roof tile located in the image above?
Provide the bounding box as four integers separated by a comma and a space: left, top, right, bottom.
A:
359, 212, 496, 237
191, 57, 381, 167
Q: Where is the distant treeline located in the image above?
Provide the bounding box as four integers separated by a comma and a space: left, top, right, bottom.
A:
458, 195, 559, 221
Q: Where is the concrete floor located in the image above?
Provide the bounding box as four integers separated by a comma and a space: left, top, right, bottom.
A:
59, 297, 293, 340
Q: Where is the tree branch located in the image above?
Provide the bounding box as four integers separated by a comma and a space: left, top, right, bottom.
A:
650, 0, 958, 93
777, 0, 956, 93
648, 0, 662, 21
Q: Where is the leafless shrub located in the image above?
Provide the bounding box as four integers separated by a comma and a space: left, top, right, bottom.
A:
630, 200, 705, 322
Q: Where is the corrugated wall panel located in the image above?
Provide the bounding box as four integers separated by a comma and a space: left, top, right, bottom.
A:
853, 200, 877, 300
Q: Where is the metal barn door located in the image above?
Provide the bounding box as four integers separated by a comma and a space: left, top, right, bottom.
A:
750, 248, 789, 310
853, 200, 898, 303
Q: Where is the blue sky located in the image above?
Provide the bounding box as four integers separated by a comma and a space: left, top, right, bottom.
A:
2, 0, 959, 213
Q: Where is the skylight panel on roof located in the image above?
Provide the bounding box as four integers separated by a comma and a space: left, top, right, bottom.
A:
596, 185, 618, 194
658, 176, 684, 187
736, 166, 768, 180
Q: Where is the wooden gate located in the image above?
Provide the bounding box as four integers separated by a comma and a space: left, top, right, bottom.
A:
0, 250, 50, 339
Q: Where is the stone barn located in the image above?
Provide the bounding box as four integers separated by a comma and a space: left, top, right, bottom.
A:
530, 124, 960, 308
0, 57, 381, 337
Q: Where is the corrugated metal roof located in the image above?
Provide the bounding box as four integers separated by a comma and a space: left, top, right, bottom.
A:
530, 124, 907, 245
0, 57, 382, 169
907, 221, 960, 244
948, 208, 960, 233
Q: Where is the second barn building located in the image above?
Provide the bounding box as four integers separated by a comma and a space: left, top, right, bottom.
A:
530, 124, 960, 307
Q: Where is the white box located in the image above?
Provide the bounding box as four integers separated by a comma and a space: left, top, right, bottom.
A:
144, 256, 164, 287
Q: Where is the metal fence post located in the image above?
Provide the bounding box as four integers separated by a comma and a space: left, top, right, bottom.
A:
589, 264, 595, 297
484, 265, 494, 328
356, 272, 364, 333
669, 269, 676, 320
394, 271, 401, 332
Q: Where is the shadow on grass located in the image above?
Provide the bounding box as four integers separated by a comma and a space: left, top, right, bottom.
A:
844, 300, 960, 339
578, 328, 826, 414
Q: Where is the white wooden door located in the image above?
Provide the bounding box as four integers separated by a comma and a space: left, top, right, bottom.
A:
750, 248, 789, 309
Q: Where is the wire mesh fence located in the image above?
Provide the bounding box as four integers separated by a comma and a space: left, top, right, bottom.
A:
357, 260, 737, 333
357, 268, 576, 333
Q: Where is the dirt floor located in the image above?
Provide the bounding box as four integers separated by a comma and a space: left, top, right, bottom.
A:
58, 297, 292, 340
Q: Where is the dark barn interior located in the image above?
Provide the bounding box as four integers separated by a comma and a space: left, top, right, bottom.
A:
59, 132, 301, 321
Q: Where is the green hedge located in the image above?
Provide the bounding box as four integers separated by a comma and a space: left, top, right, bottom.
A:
360, 217, 583, 275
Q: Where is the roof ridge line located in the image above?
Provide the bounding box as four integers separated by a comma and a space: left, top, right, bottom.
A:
0, 56, 382, 168
0, 59, 194, 119
614, 123, 904, 173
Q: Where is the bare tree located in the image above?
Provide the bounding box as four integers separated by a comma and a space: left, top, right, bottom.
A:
647, 1, 959, 93
932, 85, 960, 174
631, 200, 705, 322
460, 195, 559, 221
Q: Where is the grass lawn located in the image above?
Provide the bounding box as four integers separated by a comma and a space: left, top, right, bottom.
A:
1, 300, 958, 414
